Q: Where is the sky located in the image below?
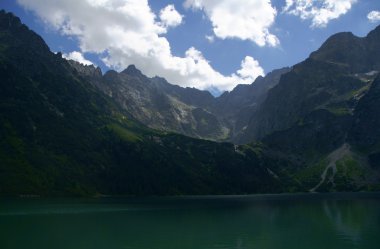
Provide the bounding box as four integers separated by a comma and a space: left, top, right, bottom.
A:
1, 0, 380, 95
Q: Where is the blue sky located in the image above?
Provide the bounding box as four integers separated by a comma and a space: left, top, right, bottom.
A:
1, 0, 380, 94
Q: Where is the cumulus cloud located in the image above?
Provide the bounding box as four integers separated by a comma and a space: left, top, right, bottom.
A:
237, 56, 264, 80
184, 0, 279, 47
368, 11, 380, 23
17, 0, 263, 91
159, 4, 183, 28
62, 51, 93, 65
283, 0, 357, 28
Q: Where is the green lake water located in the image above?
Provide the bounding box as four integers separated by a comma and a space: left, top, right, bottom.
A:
0, 193, 379, 249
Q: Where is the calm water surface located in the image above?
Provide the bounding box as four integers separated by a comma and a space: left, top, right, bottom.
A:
0, 193, 379, 249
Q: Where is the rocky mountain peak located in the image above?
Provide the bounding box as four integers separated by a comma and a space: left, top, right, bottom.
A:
0, 10, 22, 28
309, 26, 380, 73
0, 10, 48, 51
309, 32, 363, 66
367, 24, 380, 39
67, 60, 102, 78
122, 64, 145, 78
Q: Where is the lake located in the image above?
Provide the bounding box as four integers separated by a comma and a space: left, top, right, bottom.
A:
0, 193, 379, 249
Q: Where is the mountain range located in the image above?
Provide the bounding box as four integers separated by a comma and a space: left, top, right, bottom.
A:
68, 57, 291, 142
0, 10, 379, 196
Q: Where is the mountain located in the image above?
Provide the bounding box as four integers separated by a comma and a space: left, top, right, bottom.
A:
67, 26, 380, 149
87, 24, 380, 192
69, 61, 227, 140
349, 75, 380, 164
0, 10, 298, 196
235, 26, 380, 191
242, 27, 380, 143
69, 59, 289, 141
213, 67, 290, 139
310, 28, 380, 73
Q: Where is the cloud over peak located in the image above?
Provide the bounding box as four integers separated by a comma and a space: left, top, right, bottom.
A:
62, 51, 93, 65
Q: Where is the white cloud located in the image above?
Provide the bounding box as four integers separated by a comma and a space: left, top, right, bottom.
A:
184, 0, 279, 47
159, 4, 183, 28
368, 11, 380, 23
205, 35, 214, 43
237, 56, 264, 80
283, 0, 357, 28
17, 0, 263, 91
62, 51, 93, 65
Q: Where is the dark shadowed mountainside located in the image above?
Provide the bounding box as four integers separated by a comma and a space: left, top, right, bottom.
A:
234, 27, 380, 191
241, 26, 380, 143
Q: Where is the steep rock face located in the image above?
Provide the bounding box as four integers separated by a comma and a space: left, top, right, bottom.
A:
239, 27, 380, 143
68, 61, 102, 79
310, 27, 380, 73
239, 60, 367, 143
214, 67, 290, 139
215, 68, 290, 115
309, 32, 366, 72
349, 75, 380, 154
263, 109, 353, 161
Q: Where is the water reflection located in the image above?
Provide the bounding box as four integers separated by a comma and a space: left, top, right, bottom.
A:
323, 199, 380, 246
0, 194, 379, 249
